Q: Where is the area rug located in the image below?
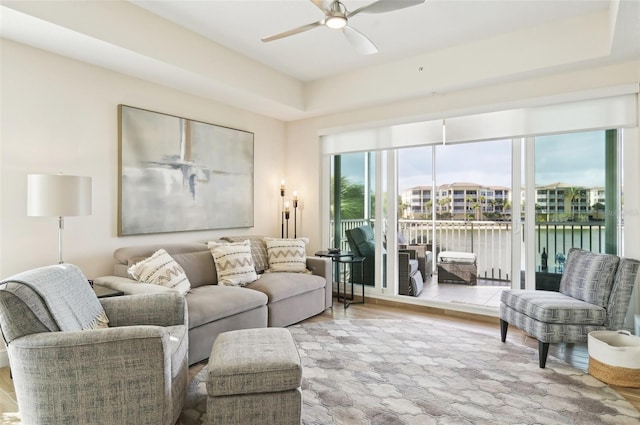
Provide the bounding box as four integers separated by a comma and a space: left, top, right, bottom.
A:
179, 319, 640, 425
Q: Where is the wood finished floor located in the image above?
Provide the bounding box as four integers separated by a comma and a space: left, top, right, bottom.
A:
1, 299, 639, 420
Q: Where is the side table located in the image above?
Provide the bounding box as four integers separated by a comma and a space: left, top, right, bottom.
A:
315, 250, 355, 308
335, 256, 365, 309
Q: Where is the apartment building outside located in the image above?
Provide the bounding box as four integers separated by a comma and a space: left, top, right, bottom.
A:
401, 183, 511, 220
402, 182, 611, 222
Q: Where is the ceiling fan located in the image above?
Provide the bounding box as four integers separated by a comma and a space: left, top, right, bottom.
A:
261, 0, 426, 55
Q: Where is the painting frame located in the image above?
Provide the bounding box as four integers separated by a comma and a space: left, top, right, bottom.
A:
118, 105, 254, 236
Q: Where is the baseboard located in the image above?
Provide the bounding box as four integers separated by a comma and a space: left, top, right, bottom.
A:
331, 290, 499, 324
0, 348, 8, 368
366, 296, 499, 324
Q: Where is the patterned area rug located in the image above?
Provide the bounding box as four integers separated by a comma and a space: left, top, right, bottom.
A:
179, 319, 640, 425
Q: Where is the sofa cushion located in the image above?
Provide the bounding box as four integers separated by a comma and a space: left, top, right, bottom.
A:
438, 251, 477, 264
605, 257, 640, 329
128, 249, 191, 295
245, 273, 325, 304
170, 251, 217, 288
409, 259, 419, 275
559, 248, 620, 307
500, 289, 606, 325
185, 285, 268, 329
265, 238, 309, 273
114, 243, 209, 264
220, 236, 269, 274
208, 241, 259, 287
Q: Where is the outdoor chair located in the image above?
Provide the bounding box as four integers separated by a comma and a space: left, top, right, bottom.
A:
0, 264, 188, 424
398, 234, 433, 278
500, 248, 639, 368
346, 225, 424, 296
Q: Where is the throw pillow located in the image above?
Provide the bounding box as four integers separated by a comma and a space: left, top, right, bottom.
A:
127, 249, 191, 295
265, 237, 309, 273
170, 251, 218, 288
208, 240, 259, 286
219, 236, 269, 274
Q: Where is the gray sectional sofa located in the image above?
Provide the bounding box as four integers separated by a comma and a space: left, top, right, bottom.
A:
94, 241, 332, 365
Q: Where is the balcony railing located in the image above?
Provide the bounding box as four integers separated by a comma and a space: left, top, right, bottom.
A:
330, 219, 608, 283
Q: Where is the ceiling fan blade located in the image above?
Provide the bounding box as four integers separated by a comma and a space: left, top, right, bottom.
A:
261, 21, 324, 43
348, 0, 425, 18
310, 0, 332, 14
342, 26, 378, 55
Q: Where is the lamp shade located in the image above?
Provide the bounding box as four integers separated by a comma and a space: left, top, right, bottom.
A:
27, 174, 92, 217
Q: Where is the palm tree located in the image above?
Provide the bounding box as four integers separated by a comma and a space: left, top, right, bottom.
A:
564, 186, 581, 221
437, 196, 452, 220
423, 200, 433, 219
330, 176, 365, 219
477, 196, 486, 220
398, 196, 410, 219
502, 200, 512, 221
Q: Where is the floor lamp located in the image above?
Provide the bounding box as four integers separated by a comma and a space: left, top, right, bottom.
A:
27, 174, 92, 264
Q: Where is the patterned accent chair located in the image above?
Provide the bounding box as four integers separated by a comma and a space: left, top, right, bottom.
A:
0, 264, 188, 424
345, 225, 424, 296
500, 248, 639, 368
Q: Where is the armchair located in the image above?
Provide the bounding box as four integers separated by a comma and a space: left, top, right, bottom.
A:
500, 248, 639, 368
0, 264, 188, 425
345, 225, 424, 296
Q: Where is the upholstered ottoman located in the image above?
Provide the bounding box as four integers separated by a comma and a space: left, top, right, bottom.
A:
206, 328, 302, 425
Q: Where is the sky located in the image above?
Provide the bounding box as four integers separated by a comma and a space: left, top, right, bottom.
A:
388, 130, 607, 191
338, 130, 607, 191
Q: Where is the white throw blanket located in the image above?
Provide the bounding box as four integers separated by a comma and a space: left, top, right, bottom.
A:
0, 264, 108, 330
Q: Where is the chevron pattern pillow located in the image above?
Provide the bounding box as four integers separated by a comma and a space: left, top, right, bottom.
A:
265, 237, 309, 273
127, 248, 191, 294
208, 240, 259, 286
220, 235, 269, 274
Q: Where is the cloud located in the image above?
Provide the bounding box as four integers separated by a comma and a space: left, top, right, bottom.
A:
343, 130, 607, 192
399, 131, 606, 190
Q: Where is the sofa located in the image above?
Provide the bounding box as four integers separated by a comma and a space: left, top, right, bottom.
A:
94, 238, 332, 365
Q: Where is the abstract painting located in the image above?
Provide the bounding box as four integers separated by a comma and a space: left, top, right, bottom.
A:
118, 105, 254, 235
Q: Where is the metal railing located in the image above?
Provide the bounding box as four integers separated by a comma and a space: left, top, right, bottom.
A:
330, 219, 608, 282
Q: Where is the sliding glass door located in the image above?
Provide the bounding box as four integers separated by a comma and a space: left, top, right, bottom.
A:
330, 152, 386, 288
321, 90, 635, 312
396, 140, 513, 305
526, 130, 622, 291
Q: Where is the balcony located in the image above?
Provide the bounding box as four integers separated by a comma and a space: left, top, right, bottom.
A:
332, 218, 608, 285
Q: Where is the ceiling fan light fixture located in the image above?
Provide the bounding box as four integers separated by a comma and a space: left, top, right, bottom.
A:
326, 1, 348, 29
326, 15, 347, 29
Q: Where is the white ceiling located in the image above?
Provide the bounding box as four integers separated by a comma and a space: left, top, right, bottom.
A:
131, 0, 612, 82
1, 0, 639, 121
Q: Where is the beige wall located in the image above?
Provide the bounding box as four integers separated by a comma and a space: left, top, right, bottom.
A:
0, 39, 287, 279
